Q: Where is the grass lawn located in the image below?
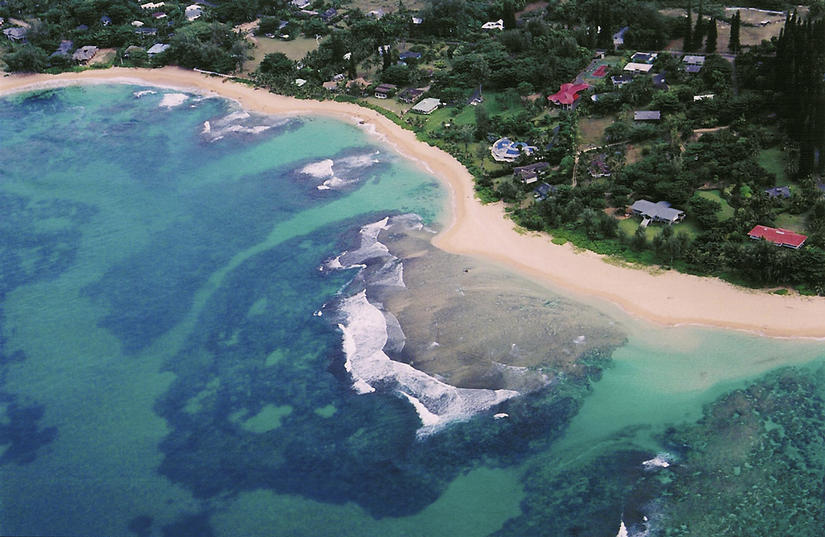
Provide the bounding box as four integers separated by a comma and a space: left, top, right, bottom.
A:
347, 0, 428, 14
696, 189, 735, 220
363, 95, 412, 116
774, 212, 808, 233
758, 147, 789, 185
579, 116, 614, 147
619, 217, 700, 241
244, 37, 318, 73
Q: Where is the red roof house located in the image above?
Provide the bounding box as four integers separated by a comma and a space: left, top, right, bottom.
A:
748, 225, 807, 249
548, 82, 591, 110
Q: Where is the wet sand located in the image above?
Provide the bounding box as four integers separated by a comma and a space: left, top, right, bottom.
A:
4, 67, 825, 337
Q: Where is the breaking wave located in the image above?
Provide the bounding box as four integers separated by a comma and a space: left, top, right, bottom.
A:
299, 150, 382, 191
325, 215, 519, 436
159, 93, 189, 108
201, 109, 292, 142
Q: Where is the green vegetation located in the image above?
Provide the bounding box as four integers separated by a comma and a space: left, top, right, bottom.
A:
1, 0, 823, 294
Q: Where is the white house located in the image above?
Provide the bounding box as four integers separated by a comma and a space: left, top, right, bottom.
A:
624, 62, 654, 74
411, 98, 441, 114
147, 43, 170, 56
482, 19, 504, 30
185, 4, 203, 21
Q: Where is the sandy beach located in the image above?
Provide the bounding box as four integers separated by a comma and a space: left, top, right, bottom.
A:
3, 66, 825, 338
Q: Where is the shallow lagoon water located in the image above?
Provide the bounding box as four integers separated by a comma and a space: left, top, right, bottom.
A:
1, 85, 824, 536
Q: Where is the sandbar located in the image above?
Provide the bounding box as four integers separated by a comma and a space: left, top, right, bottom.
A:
3, 67, 825, 338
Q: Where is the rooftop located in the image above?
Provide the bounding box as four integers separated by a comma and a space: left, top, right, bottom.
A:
491, 138, 537, 162
548, 82, 590, 106
765, 186, 791, 199
683, 55, 706, 65
748, 225, 807, 248
624, 62, 654, 73
630, 200, 684, 223
634, 110, 661, 121
411, 97, 441, 114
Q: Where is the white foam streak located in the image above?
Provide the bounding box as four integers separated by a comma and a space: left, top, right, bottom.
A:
159, 93, 189, 108
133, 89, 157, 98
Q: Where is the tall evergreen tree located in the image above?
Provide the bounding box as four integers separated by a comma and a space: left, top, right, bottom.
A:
705, 17, 717, 52
684, 0, 694, 51
729, 10, 741, 52
694, 0, 705, 50
502, 0, 517, 30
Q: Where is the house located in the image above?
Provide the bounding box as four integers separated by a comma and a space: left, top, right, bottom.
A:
513, 162, 550, 184
765, 186, 791, 199
491, 138, 537, 162
411, 16, 423, 25
682, 55, 705, 66
468, 85, 483, 106
332, 73, 345, 82
588, 154, 611, 178
548, 82, 591, 111
398, 88, 425, 103
374, 83, 397, 99
482, 19, 504, 30
291, 0, 310, 8
135, 27, 158, 35
152, 12, 167, 19
346, 77, 370, 95
185, 4, 203, 21
624, 62, 654, 74
685, 64, 702, 74
132, 20, 145, 27
613, 26, 628, 48
652, 73, 668, 90
320, 8, 337, 22
534, 182, 557, 201
630, 52, 657, 64
140, 2, 165, 8
411, 97, 441, 114
368, 9, 384, 19
75, 24, 89, 32
748, 225, 807, 249
611, 74, 633, 87
72, 45, 98, 63
147, 43, 170, 56
295, 78, 307, 87
630, 200, 685, 225
51, 40, 74, 58
634, 110, 661, 121
100, 15, 112, 26
693, 93, 714, 101
3, 27, 27, 42
322, 81, 339, 91
593, 49, 607, 59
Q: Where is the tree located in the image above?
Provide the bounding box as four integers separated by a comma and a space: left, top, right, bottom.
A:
705, 17, 717, 53
729, 10, 740, 53
4, 45, 49, 72
502, 0, 517, 30
684, 0, 694, 51
259, 52, 293, 76
474, 105, 491, 141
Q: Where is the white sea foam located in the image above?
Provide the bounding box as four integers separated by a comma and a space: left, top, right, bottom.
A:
202, 109, 286, 142
133, 89, 157, 98
642, 452, 673, 469
616, 520, 629, 537
301, 159, 335, 178
338, 291, 518, 435
301, 151, 381, 191
159, 93, 189, 108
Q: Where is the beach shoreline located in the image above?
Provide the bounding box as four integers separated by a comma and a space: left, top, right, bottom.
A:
3, 66, 825, 338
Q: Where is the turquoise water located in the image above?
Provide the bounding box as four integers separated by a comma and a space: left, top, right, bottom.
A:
1, 85, 825, 536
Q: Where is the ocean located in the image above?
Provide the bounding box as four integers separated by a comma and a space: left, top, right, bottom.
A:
1, 84, 824, 537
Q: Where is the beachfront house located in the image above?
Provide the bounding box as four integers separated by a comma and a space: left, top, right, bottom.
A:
398, 88, 425, 104
51, 40, 74, 59
634, 110, 661, 121
72, 45, 98, 64
548, 82, 590, 111
411, 98, 441, 114
147, 43, 170, 56
748, 225, 807, 249
630, 200, 685, 226
374, 83, 398, 99
513, 162, 550, 185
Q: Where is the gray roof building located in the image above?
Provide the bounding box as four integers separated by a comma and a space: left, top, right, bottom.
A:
147, 43, 170, 56
634, 110, 661, 121
51, 40, 74, 57
513, 162, 551, 184
630, 200, 685, 224
765, 186, 791, 199
72, 45, 98, 63
3, 27, 28, 42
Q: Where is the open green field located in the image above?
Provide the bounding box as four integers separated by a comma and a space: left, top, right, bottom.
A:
696, 189, 735, 220
346, 0, 428, 14
774, 212, 807, 233
244, 37, 318, 73
758, 147, 789, 185
579, 116, 614, 146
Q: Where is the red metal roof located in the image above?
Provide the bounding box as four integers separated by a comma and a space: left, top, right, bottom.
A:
548, 82, 591, 106
748, 225, 807, 248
